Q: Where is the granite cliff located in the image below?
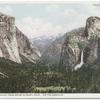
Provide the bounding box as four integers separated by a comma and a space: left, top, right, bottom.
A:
59, 16, 100, 70
40, 16, 100, 70
0, 12, 40, 64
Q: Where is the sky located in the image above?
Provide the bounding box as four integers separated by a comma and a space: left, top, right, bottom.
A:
0, 3, 100, 39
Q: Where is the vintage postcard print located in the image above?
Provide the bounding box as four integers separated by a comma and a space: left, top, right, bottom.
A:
0, 0, 100, 99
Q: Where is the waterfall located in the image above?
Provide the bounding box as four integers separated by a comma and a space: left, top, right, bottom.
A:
74, 50, 84, 70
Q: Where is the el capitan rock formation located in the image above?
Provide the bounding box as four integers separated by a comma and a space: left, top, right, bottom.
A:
0, 12, 40, 63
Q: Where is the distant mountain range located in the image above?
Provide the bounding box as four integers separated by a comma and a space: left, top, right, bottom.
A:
31, 36, 55, 55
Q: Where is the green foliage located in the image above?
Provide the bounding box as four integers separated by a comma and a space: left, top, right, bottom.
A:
0, 58, 100, 93
0, 58, 35, 93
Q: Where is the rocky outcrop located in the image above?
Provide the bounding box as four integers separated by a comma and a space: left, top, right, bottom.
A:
16, 27, 40, 63
60, 16, 100, 70
41, 16, 100, 70
0, 12, 21, 63
59, 27, 85, 70
40, 28, 84, 67
0, 12, 40, 64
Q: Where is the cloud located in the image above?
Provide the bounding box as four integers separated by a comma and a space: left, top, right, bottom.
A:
16, 16, 84, 39
62, 9, 78, 17
16, 16, 67, 39
61, 4, 100, 28
16, 4, 100, 39
0, 6, 13, 15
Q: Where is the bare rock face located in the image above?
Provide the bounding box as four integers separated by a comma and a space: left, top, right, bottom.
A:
60, 16, 100, 70
40, 28, 84, 67
0, 12, 21, 63
41, 16, 100, 70
60, 28, 85, 70
84, 16, 100, 38
16, 28, 40, 63
83, 17, 100, 64
0, 12, 40, 64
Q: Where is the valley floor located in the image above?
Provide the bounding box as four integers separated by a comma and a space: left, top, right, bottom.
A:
0, 58, 99, 93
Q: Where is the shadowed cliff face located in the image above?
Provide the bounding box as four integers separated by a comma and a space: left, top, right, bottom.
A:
16, 27, 40, 63
60, 16, 100, 70
0, 12, 40, 64
40, 28, 84, 67
40, 16, 100, 70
